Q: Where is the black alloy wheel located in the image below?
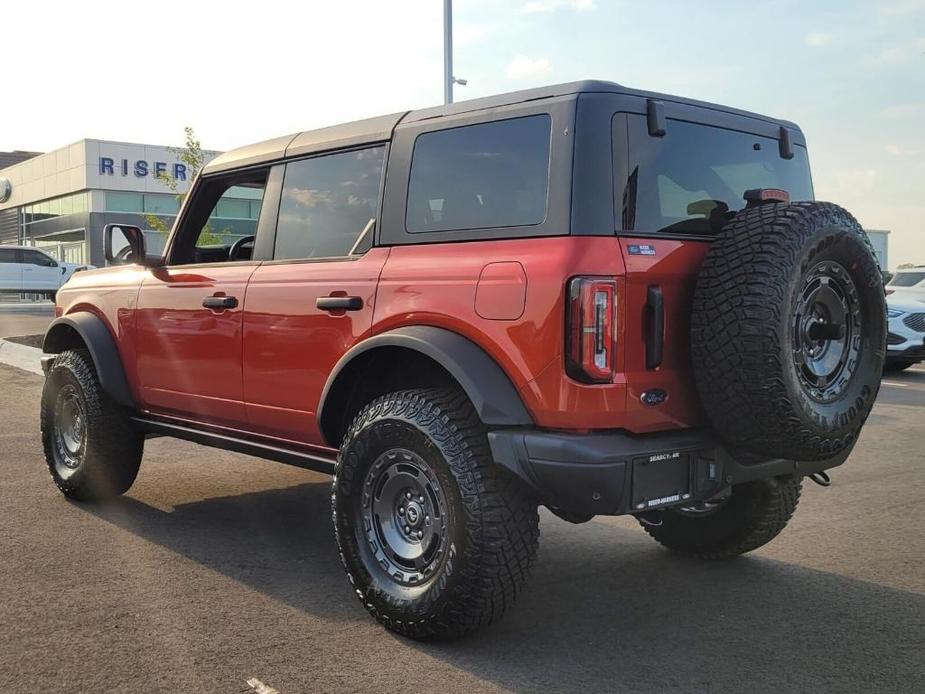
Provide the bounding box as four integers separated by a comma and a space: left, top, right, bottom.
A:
358, 448, 450, 585
792, 261, 862, 403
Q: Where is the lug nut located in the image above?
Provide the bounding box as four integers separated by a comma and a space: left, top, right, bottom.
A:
416, 530, 423, 539
398, 507, 405, 515
405, 491, 412, 500
404, 525, 411, 534
418, 496, 424, 503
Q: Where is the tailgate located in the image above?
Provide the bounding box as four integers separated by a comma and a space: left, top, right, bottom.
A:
618, 237, 710, 433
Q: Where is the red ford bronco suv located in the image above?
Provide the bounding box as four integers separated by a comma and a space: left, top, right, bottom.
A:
40, 81, 886, 640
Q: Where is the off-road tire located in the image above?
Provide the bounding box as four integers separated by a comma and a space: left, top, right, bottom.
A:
691, 202, 886, 461
332, 388, 539, 641
40, 349, 143, 501
639, 477, 802, 559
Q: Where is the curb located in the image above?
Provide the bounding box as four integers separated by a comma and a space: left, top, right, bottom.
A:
0, 339, 44, 376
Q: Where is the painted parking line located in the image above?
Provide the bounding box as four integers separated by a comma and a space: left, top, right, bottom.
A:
246, 678, 280, 694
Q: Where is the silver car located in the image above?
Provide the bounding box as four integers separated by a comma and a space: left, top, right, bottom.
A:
886, 296, 925, 371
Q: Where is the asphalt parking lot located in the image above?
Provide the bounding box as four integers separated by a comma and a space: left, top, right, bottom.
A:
0, 324, 922, 692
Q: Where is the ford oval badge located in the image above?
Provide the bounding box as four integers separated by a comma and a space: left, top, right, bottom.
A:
641, 389, 668, 406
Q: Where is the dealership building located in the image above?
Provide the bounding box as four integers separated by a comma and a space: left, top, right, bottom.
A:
0, 140, 261, 267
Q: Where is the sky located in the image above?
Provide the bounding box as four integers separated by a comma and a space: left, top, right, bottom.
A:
2, 0, 923, 268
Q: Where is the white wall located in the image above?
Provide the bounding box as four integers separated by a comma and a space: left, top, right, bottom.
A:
865, 229, 889, 271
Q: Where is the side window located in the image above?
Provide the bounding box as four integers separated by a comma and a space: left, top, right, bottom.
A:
22, 249, 57, 267
0, 248, 17, 263
406, 115, 551, 234
169, 171, 268, 265
619, 116, 815, 235
274, 146, 385, 260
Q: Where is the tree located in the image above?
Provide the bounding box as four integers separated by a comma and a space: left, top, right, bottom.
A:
144, 126, 226, 245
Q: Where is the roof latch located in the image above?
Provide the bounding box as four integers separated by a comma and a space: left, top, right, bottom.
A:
779, 126, 794, 160
646, 99, 666, 137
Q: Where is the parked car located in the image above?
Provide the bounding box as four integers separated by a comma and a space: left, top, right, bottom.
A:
0, 245, 92, 298
38, 81, 886, 640
886, 296, 925, 370
886, 266, 925, 301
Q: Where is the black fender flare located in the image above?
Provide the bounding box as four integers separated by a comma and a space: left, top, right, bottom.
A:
43, 313, 135, 408
318, 326, 533, 442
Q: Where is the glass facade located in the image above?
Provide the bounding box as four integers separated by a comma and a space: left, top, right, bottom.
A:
22, 192, 88, 227
104, 190, 261, 224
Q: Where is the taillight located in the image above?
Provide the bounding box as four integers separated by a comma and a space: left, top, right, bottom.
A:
566, 277, 617, 383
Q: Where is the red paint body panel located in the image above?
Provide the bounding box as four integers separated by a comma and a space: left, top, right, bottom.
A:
617, 237, 711, 432
134, 264, 258, 426
242, 249, 389, 445
375, 237, 630, 429
54, 234, 710, 440
55, 266, 147, 403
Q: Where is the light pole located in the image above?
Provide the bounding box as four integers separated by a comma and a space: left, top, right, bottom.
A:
443, 0, 466, 104
444, 0, 453, 104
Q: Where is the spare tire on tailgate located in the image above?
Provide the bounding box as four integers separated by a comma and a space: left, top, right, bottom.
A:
691, 201, 886, 462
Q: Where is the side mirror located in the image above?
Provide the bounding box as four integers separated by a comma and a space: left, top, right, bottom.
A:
104, 224, 146, 265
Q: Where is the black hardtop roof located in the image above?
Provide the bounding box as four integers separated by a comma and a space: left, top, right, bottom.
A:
202, 80, 802, 175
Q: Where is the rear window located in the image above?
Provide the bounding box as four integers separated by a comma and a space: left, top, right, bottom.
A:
889, 272, 925, 287
406, 115, 551, 233
619, 116, 814, 235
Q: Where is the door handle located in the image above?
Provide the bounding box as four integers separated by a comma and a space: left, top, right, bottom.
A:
202, 295, 238, 310
316, 296, 363, 312
645, 285, 664, 370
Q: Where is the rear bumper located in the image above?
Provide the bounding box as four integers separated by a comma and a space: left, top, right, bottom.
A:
489, 427, 850, 517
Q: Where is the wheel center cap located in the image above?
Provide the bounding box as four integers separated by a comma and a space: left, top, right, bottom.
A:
406, 501, 422, 526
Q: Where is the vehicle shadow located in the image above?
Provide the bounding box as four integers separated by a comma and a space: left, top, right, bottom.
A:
83, 479, 923, 694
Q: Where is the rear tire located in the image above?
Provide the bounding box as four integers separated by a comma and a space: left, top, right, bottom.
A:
332, 388, 539, 640
40, 349, 143, 501
638, 477, 802, 559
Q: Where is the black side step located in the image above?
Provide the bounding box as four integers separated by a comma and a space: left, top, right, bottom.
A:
130, 417, 337, 475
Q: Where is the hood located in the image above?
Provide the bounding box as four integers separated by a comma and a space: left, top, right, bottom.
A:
887, 295, 925, 313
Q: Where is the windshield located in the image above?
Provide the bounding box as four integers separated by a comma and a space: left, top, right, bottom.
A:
620, 116, 815, 236
889, 272, 925, 287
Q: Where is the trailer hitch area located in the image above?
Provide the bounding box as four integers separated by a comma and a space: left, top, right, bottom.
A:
635, 511, 664, 527
808, 471, 832, 487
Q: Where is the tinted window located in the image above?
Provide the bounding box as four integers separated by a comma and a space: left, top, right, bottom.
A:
620, 116, 814, 235
22, 249, 56, 266
889, 272, 925, 287
406, 115, 551, 233
274, 146, 385, 260
0, 248, 17, 263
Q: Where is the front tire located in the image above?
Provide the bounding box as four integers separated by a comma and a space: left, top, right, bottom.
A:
638, 477, 802, 559
332, 388, 539, 640
40, 349, 143, 501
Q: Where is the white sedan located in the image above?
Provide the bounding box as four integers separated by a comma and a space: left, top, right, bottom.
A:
886, 296, 925, 371
0, 245, 93, 297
